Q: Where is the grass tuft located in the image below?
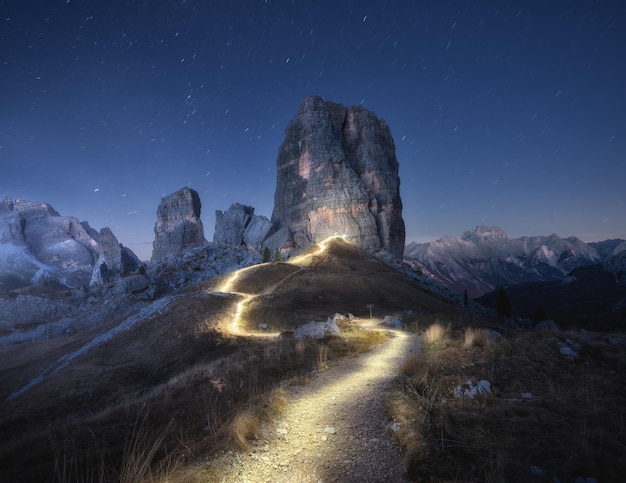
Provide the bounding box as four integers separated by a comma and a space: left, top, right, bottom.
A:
422, 321, 448, 348
226, 410, 259, 453
464, 326, 489, 348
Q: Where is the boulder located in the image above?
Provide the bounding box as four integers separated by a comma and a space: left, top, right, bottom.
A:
381, 315, 402, 328
293, 316, 340, 339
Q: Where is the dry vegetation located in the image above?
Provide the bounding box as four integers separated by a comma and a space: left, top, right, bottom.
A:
386, 322, 626, 482
0, 322, 386, 482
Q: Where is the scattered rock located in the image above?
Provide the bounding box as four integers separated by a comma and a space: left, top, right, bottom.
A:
557, 338, 583, 359
293, 316, 340, 339
454, 379, 492, 399
381, 315, 402, 328
535, 319, 558, 330
530, 465, 545, 476
324, 427, 337, 435
559, 346, 580, 359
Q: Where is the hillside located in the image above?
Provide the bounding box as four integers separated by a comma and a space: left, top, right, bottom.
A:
0, 237, 460, 481
2, 237, 625, 482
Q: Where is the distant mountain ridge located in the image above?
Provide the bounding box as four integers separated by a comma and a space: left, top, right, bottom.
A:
404, 225, 620, 297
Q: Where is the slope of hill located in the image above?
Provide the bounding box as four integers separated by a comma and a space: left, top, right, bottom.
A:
476, 262, 626, 329
0, 237, 462, 481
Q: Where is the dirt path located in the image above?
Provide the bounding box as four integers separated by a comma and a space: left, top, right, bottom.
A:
204, 328, 419, 482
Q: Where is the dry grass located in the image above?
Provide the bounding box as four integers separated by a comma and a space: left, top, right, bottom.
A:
225, 410, 259, 453
386, 323, 626, 482
422, 321, 449, 348
318, 344, 329, 369
0, 321, 388, 482
118, 416, 178, 483
0, 239, 459, 481
464, 326, 489, 348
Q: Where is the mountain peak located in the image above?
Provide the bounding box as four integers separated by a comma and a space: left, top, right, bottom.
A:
461, 225, 508, 243
271, 96, 405, 258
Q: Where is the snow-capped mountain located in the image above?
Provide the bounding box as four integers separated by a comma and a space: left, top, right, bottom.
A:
404, 225, 606, 297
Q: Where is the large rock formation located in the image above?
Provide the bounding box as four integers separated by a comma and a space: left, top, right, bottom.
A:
93, 227, 142, 283
214, 203, 274, 251
1, 197, 99, 288
0, 197, 142, 290
152, 188, 207, 261
271, 96, 405, 258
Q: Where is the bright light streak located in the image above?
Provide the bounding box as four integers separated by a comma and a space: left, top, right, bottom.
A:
230, 298, 249, 333
216, 235, 351, 335
219, 264, 257, 293
289, 235, 346, 265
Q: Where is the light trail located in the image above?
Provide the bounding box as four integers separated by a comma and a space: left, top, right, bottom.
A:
216, 235, 347, 336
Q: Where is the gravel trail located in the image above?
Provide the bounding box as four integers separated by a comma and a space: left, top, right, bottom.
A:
207, 329, 419, 482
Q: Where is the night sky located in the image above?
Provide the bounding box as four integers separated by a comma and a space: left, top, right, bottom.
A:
2, 1, 625, 260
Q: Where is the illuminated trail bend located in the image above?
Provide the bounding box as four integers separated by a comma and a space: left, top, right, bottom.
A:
216, 236, 339, 335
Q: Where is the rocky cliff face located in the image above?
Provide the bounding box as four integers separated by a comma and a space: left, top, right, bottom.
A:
214, 203, 273, 251
271, 96, 405, 258
1, 197, 99, 289
93, 227, 142, 283
0, 197, 141, 291
152, 188, 207, 261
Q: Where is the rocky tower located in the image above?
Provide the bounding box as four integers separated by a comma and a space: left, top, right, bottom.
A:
271, 96, 405, 258
152, 187, 207, 261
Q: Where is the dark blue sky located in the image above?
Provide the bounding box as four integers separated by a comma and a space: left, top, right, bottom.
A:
2, 0, 625, 260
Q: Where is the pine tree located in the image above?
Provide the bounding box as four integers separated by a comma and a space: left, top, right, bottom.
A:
274, 248, 283, 262
262, 246, 271, 263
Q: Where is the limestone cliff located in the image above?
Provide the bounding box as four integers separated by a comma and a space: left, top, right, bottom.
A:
214, 203, 273, 250
0, 197, 141, 290
152, 187, 207, 261
94, 227, 142, 283
271, 96, 405, 258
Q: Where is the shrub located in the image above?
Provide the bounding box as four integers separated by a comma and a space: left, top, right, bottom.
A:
464, 327, 488, 348
423, 322, 448, 347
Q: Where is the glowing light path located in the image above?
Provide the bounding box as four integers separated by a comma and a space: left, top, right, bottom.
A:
209, 329, 420, 481
216, 236, 343, 335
